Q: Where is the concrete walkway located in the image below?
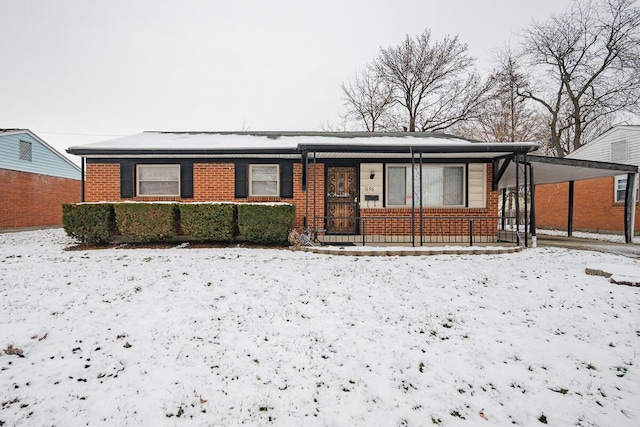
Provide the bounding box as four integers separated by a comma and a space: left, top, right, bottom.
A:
536, 234, 640, 259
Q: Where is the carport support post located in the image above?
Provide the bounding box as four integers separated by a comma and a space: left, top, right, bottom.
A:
624, 172, 637, 243
528, 162, 537, 248
524, 153, 528, 247
567, 181, 574, 237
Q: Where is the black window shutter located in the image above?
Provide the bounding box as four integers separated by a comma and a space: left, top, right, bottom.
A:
120, 161, 133, 198
235, 162, 248, 198
180, 162, 194, 198
280, 161, 294, 198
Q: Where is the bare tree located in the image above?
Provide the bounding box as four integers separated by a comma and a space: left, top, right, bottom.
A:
341, 66, 394, 132
519, 0, 640, 156
453, 48, 546, 143
342, 29, 491, 132
375, 30, 491, 132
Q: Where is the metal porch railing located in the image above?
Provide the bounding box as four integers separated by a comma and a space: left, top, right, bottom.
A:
310, 215, 520, 246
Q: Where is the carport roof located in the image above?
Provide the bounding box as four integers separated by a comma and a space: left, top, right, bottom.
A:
498, 154, 638, 188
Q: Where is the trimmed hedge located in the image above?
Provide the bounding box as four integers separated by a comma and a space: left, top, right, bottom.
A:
114, 203, 178, 242
179, 203, 236, 242
62, 203, 116, 244
237, 204, 295, 245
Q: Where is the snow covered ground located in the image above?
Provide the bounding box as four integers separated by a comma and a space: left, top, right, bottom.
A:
1, 229, 639, 426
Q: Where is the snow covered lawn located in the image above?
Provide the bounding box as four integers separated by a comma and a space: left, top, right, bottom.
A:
1, 229, 639, 426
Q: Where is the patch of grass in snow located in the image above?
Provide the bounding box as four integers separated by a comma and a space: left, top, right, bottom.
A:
615, 366, 628, 377
3, 345, 23, 357
538, 413, 548, 424
450, 409, 465, 419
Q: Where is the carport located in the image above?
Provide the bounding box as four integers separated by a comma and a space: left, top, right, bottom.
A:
495, 154, 639, 245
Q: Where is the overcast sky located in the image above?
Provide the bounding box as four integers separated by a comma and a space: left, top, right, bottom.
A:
1, 0, 575, 162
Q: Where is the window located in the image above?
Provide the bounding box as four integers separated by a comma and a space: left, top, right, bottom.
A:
19, 140, 32, 161
615, 175, 639, 203
136, 165, 180, 196
387, 165, 464, 207
250, 164, 279, 196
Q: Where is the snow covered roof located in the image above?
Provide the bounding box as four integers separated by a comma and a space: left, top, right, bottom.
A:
67, 131, 539, 159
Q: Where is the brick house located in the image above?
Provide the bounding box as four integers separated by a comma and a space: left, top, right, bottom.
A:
1, 129, 82, 230
67, 131, 538, 245
535, 126, 640, 237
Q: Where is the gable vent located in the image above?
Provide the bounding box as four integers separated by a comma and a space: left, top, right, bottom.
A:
19, 140, 32, 161
610, 140, 628, 162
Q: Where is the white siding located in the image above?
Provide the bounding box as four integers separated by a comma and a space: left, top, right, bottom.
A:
467, 164, 486, 208
568, 126, 640, 166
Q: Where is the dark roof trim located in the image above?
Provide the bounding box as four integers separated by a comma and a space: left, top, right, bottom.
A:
298, 143, 536, 154
527, 154, 638, 173
67, 148, 301, 156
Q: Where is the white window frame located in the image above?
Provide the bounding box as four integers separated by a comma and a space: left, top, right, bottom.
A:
249, 164, 280, 197
614, 174, 639, 203
136, 164, 181, 197
386, 164, 465, 208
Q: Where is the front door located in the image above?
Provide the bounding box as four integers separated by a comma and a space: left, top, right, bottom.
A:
326, 166, 357, 234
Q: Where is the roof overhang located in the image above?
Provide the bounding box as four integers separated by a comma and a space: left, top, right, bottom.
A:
498, 154, 638, 188
67, 131, 538, 160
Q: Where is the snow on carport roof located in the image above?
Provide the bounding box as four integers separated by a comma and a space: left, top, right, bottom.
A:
498, 154, 638, 189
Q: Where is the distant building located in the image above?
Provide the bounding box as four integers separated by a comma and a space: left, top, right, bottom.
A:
1, 129, 81, 230
536, 125, 640, 235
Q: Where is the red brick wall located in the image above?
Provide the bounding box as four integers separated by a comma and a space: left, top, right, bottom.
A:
0, 169, 81, 229
85, 161, 496, 236
85, 162, 325, 230
85, 163, 120, 201
535, 177, 640, 234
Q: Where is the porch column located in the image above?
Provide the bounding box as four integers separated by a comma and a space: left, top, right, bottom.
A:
514, 154, 520, 245
523, 153, 528, 247
313, 152, 318, 239
302, 151, 308, 229
567, 181, 574, 237
410, 149, 415, 247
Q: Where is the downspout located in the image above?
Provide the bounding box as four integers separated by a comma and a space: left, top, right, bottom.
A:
81, 157, 85, 202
